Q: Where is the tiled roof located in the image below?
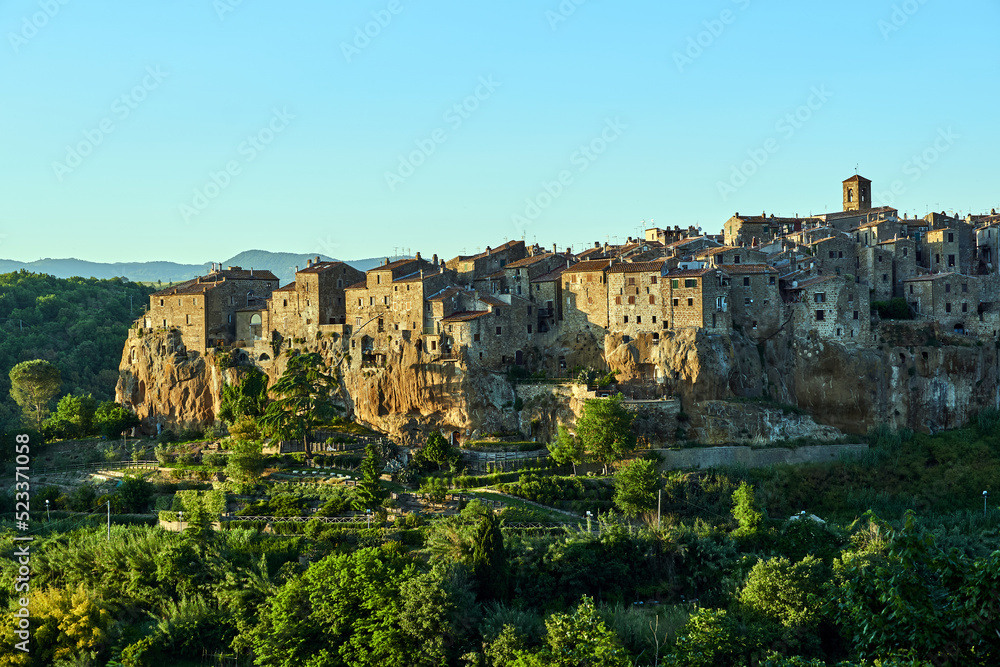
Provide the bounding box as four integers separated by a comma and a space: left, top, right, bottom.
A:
695, 246, 739, 258
531, 266, 568, 283
454, 240, 523, 263
790, 275, 838, 289
667, 268, 715, 278
273, 282, 297, 292
442, 310, 491, 322
151, 268, 279, 297
903, 272, 958, 283
665, 236, 707, 249
427, 287, 464, 302
716, 264, 777, 275
477, 294, 508, 307
607, 260, 665, 274
823, 206, 896, 220
344, 280, 367, 290
371, 258, 419, 272
564, 259, 611, 272
503, 253, 559, 269
843, 174, 871, 183
395, 268, 445, 283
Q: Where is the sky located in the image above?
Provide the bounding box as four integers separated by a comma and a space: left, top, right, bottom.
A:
1, 0, 998, 265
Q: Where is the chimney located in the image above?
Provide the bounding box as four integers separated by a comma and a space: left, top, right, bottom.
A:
295, 265, 299, 273
566, 247, 571, 255
552, 243, 557, 254
594, 241, 600, 249
315, 256, 320, 264
307, 258, 313, 268
384, 257, 390, 266
432, 253, 438, 265
486, 246, 492, 256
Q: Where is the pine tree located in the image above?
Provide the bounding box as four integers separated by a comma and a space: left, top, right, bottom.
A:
354, 443, 388, 510
470, 512, 507, 601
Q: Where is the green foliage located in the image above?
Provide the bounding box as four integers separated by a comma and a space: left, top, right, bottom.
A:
225, 439, 266, 493
732, 481, 764, 536
218, 367, 270, 425
510, 596, 630, 667
575, 395, 637, 473
0, 273, 154, 434
420, 476, 449, 504
355, 443, 389, 510
547, 425, 585, 475
260, 351, 341, 457
471, 512, 508, 601
93, 400, 140, 438
613, 458, 660, 518
9, 358, 61, 428
872, 297, 914, 320
43, 392, 97, 439
422, 431, 459, 471
666, 608, 742, 667
739, 556, 827, 628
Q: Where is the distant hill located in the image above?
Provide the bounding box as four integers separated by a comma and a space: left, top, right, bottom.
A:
0, 251, 412, 286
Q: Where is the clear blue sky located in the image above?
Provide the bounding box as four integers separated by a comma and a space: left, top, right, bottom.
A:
1, 0, 997, 264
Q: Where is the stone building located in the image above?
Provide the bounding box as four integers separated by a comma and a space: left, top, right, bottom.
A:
804, 234, 856, 279
562, 259, 612, 329
861, 238, 917, 301
922, 227, 975, 274
696, 246, 768, 268
446, 240, 526, 285
607, 261, 666, 334
145, 266, 278, 354
903, 273, 979, 330
530, 264, 567, 333
842, 174, 872, 212
785, 275, 870, 345
665, 266, 732, 331
718, 264, 781, 336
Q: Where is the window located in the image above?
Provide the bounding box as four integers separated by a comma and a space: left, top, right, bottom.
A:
636, 316, 642, 324
650, 276, 657, 284
829, 251, 835, 259
186, 314, 190, 325
527, 306, 532, 315
752, 320, 758, 329
615, 296, 622, 305
909, 285, 913, 294
946, 284, 951, 293
649, 295, 655, 305
376, 275, 381, 284
853, 311, 859, 320
962, 302, 968, 313
734, 255, 741, 264
652, 316, 657, 323
672, 298, 679, 307
283, 299, 288, 307
623, 316, 629, 323
685, 279, 697, 288
837, 328, 842, 336
369, 297, 374, 305
687, 297, 693, 307
527, 325, 532, 333
962, 283, 968, 293
769, 276, 775, 285
744, 297, 752, 305
229, 296, 233, 305
628, 296, 636, 305
903, 248, 908, 257
227, 314, 232, 323
882, 274, 888, 282
496, 327, 502, 336
948, 232, 954, 243
179, 299, 182, 306
816, 310, 825, 321
814, 293, 826, 303
935, 254, 940, 264
628, 277, 635, 286
162, 319, 166, 327
946, 303, 952, 313
838, 251, 844, 259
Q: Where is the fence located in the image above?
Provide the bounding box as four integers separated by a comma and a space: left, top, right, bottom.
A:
460, 449, 549, 473
279, 433, 394, 454
34, 459, 160, 476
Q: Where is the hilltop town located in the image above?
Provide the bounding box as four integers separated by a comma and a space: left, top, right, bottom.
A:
117, 175, 1000, 441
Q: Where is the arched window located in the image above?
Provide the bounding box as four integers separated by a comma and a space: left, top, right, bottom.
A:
847, 188, 854, 203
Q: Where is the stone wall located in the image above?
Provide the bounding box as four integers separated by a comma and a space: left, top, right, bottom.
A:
651, 443, 868, 471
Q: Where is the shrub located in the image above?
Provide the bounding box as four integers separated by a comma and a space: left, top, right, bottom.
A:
202, 451, 228, 467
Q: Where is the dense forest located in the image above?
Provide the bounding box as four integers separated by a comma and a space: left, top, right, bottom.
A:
0, 271, 153, 433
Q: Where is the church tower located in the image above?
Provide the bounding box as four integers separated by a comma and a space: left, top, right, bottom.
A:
843, 174, 872, 212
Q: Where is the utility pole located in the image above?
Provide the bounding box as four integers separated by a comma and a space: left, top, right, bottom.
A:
106, 500, 111, 541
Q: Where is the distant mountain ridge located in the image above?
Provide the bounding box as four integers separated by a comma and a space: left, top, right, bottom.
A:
0, 250, 410, 286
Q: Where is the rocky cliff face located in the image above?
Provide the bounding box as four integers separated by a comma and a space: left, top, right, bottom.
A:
117, 322, 1000, 440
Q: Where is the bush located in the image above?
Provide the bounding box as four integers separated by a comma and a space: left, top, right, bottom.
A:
176, 452, 200, 466
872, 297, 914, 320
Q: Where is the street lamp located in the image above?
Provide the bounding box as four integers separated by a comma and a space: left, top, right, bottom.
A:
985, 490, 989, 516
585, 510, 592, 533
45, 499, 50, 521
178, 511, 184, 529
366, 508, 372, 529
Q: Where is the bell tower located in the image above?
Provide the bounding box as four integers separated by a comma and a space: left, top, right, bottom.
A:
843, 174, 872, 212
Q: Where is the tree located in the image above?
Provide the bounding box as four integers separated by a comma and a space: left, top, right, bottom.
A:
259, 352, 340, 457
575, 395, 636, 474
93, 401, 140, 438
9, 359, 61, 429
355, 443, 389, 510
738, 556, 827, 629
471, 512, 507, 601
422, 431, 458, 471
511, 596, 630, 667
613, 457, 660, 518
548, 425, 585, 475
218, 367, 269, 424
225, 439, 266, 493
732, 481, 763, 537
43, 392, 97, 439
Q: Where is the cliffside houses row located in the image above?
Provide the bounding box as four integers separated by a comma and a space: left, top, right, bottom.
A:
138, 175, 1000, 374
